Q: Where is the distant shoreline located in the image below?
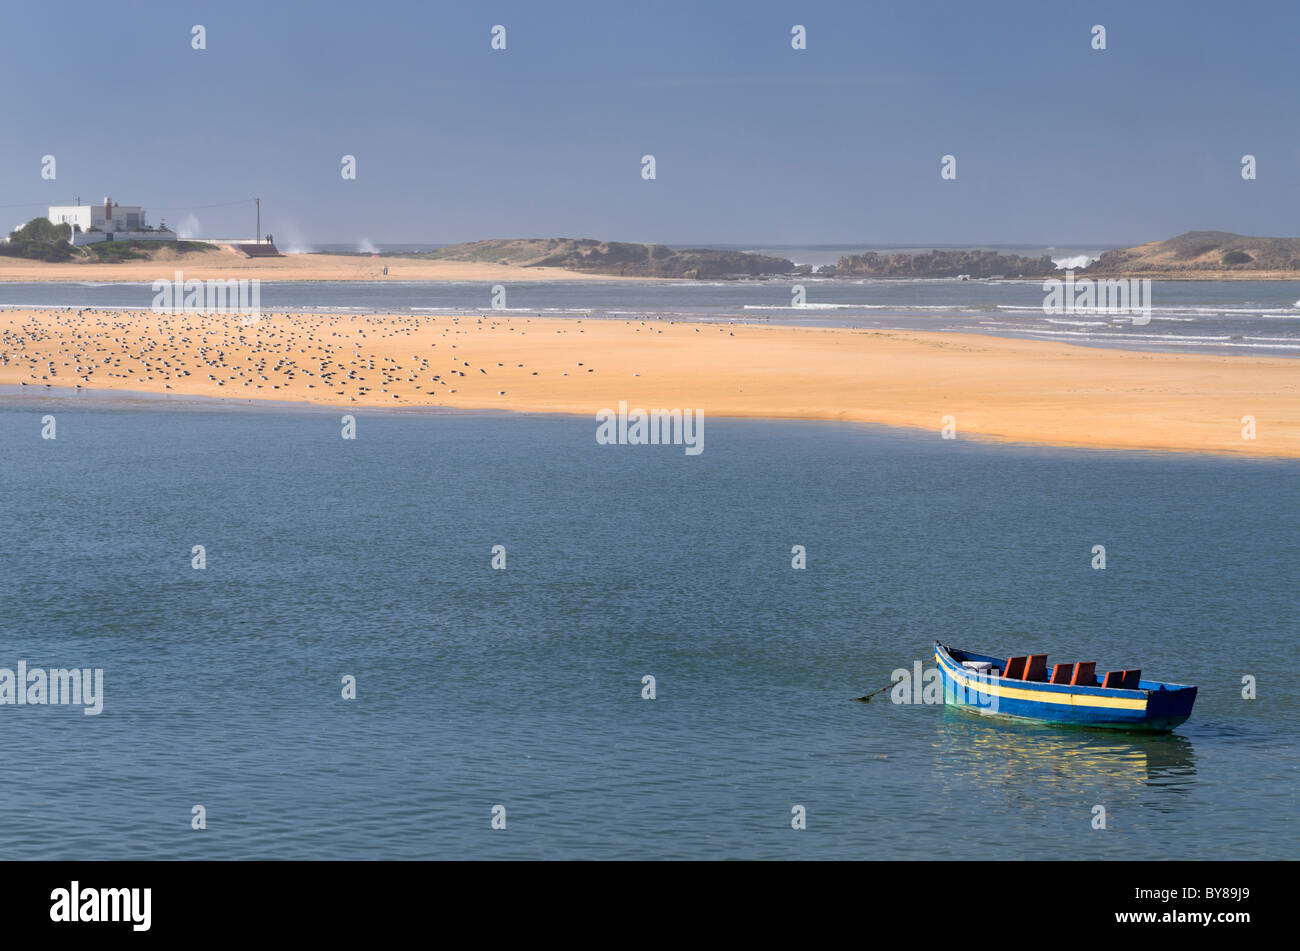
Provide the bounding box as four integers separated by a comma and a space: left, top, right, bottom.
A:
3, 254, 1300, 284
6, 230, 1300, 282
0, 247, 661, 284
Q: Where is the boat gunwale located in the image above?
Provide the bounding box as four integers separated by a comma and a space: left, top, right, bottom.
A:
932, 641, 1196, 698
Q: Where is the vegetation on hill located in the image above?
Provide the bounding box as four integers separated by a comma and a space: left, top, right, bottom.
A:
83, 239, 210, 261
1085, 231, 1300, 274
416, 238, 794, 278
0, 218, 76, 261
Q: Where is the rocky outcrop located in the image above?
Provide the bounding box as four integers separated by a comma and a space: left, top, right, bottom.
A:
420, 238, 793, 278
832, 248, 1057, 279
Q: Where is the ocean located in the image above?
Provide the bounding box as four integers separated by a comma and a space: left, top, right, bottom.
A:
0, 397, 1295, 859
4, 277, 1299, 355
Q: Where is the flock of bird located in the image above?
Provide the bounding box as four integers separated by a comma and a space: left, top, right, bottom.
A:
0, 309, 736, 406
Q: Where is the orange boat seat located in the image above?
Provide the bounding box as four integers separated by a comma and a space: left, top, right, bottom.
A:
1050, 663, 1075, 684
1102, 669, 1143, 689
1071, 662, 1097, 686
1023, 654, 1048, 682
1002, 656, 1027, 680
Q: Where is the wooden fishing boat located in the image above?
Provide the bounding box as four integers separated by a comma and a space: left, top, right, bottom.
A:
933, 641, 1197, 732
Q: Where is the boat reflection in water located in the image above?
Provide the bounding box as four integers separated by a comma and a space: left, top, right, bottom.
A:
933, 706, 1197, 796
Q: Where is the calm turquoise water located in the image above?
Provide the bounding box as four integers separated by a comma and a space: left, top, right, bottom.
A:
0, 398, 1296, 859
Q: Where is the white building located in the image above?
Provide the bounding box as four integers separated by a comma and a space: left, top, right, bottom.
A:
47, 197, 175, 245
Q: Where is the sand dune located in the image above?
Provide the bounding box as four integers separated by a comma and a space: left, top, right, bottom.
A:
1, 308, 1296, 457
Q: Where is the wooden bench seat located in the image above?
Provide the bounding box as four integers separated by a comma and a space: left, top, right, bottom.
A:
1070, 661, 1097, 686
1050, 663, 1075, 684
1023, 654, 1048, 682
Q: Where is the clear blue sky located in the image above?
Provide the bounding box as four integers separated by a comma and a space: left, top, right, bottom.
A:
2, 0, 1296, 246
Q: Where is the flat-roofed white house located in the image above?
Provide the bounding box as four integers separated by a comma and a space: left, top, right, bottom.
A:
47, 197, 176, 245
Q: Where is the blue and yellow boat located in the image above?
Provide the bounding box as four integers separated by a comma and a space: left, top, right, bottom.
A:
934, 641, 1197, 732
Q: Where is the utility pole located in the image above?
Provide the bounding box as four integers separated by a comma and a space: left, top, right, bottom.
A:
255, 197, 261, 243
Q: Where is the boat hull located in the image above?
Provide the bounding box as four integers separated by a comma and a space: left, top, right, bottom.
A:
934, 642, 1196, 733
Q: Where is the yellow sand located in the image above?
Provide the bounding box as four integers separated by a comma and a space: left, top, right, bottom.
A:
0, 248, 641, 283
1, 308, 1296, 457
